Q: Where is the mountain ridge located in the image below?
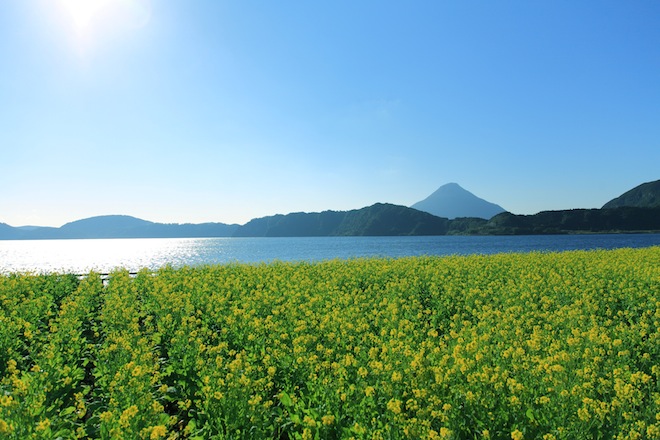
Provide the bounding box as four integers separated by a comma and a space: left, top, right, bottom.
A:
234, 203, 449, 237
0, 215, 240, 240
1, 180, 659, 239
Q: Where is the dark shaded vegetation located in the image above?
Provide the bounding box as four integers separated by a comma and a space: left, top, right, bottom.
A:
446, 217, 489, 235
470, 206, 660, 235
234, 203, 449, 237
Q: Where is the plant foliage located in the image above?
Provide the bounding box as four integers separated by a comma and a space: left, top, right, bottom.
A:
1, 248, 659, 438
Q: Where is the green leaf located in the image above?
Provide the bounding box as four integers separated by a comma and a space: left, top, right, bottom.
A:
280, 391, 293, 407
525, 408, 535, 422
184, 419, 197, 434
60, 406, 76, 416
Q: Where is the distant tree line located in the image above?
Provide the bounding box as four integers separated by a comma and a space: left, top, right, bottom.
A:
449, 206, 660, 235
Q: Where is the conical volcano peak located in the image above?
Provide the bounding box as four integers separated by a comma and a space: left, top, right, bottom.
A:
411, 183, 506, 219
434, 183, 472, 195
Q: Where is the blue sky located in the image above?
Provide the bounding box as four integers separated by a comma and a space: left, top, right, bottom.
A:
1, 1, 659, 227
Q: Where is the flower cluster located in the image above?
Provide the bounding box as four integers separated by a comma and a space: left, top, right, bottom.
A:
0, 247, 658, 439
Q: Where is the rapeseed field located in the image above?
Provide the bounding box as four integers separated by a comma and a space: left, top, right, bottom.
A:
0, 247, 658, 439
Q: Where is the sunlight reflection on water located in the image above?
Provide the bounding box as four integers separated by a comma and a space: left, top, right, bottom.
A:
0, 235, 658, 274
0, 238, 210, 274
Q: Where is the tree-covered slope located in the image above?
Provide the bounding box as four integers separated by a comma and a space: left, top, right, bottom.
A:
233, 203, 449, 237
478, 206, 660, 235
602, 180, 660, 209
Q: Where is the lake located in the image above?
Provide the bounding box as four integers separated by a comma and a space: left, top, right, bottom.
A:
0, 234, 659, 274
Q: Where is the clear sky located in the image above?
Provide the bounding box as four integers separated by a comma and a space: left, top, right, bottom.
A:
1, 1, 659, 227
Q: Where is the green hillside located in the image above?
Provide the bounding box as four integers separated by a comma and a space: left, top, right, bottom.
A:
233, 203, 449, 236
602, 180, 660, 209
473, 206, 660, 235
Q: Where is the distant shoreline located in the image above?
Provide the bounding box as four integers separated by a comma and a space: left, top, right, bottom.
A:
2, 204, 660, 240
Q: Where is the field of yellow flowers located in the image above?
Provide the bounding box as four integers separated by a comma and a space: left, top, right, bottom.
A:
1, 247, 659, 439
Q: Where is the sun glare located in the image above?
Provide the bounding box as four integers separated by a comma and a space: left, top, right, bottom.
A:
60, 0, 111, 33
56, 0, 151, 48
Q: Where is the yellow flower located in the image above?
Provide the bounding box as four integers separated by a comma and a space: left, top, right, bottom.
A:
511, 429, 524, 440
387, 399, 402, 414
365, 386, 375, 397
0, 419, 11, 434
152, 400, 164, 413
322, 415, 335, 426
150, 425, 167, 439
119, 405, 139, 428
352, 422, 366, 435
577, 407, 590, 422
0, 395, 13, 407
35, 419, 50, 432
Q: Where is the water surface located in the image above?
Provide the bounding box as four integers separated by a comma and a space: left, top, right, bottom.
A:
0, 234, 658, 274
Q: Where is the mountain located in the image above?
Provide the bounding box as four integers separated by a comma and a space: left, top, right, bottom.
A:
233, 203, 449, 237
1, 215, 240, 240
0, 222, 20, 240
2, 179, 658, 240
58, 215, 155, 238
602, 180, 660, 209
411, 183, 506, 219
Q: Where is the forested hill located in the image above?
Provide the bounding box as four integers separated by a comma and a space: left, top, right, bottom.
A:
450, 206, 660, 235
233, 203, 449, 237
602, 179, 660, 209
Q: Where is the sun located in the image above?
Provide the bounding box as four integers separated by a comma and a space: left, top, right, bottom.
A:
60, 0, 112, 34
57, 0, 152, 43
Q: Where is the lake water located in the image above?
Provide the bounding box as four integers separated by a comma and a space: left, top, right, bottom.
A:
0, 234, 658, 274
